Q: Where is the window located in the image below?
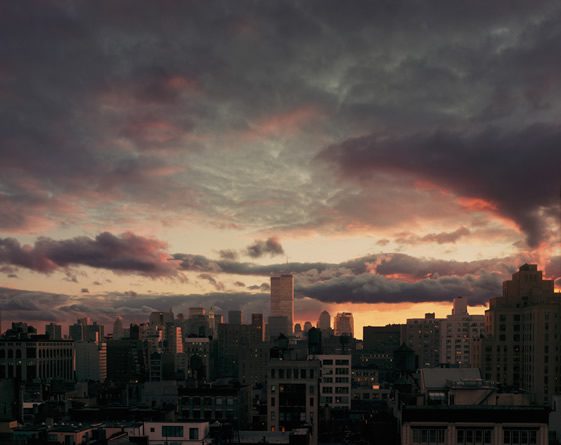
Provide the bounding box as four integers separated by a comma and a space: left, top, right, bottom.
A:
412, 428, 446, 444
503, 429, 537, 445
335, 359, 349, 365
457, 428, 491, 445
162, 426, 184, 438
189, 428, 199, 440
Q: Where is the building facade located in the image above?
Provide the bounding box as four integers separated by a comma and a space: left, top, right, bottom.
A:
267, 358, 320, 445
333, 313, 354, 337
440, 297, 484, 368
314, 354, 351, 409
480, 264, 560, 405
270, 274, 294, 335
403, 313, 442, 368
0, 338, 74, 382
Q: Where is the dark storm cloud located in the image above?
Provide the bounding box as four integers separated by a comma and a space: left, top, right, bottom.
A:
319, 125, 561, 247
245, 237, 285, 258
1, 1, 560, 237
300, 272, 501, 306
0, 232, 179, 277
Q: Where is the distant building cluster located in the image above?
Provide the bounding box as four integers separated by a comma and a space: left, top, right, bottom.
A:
0, 266, 560, 444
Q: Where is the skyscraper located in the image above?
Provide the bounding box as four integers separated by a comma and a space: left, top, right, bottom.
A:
480, 264, 559, 405
251, 313, 265, 341
228, 310, 242, 325
317, 310, 331, 332
403, 313, 442, 368
439, 297, 484, 368
334, 312, 354, 337
45, 322, 62, 340
270, 274, 294, 334
113, 316, 124, 340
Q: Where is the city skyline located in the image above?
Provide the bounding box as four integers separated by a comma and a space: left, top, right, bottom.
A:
1, 1, 561, 335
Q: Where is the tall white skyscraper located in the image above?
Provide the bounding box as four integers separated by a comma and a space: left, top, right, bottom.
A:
270, 274, 294, 334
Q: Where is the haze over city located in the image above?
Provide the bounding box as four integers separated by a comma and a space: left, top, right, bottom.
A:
1, 1, 561, 336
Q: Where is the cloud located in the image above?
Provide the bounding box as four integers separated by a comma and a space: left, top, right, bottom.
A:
198, 273, 225, 291
395, 227, 471, 245
0, 232, 179, 278
248, 282, 271, 292
218, 249, 239, 261
0, 1, 560, 243
545, 256, 561, 280
318, 125, 561, 247
245, 237, 285, 258
299, 272, 501, 306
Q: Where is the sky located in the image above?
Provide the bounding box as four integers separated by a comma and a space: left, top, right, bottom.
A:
1, 1, 560, 337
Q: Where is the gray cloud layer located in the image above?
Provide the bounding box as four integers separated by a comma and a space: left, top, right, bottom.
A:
0, 232, 178, 277
1, 1, 560, 241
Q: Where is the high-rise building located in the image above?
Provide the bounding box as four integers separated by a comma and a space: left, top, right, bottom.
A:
270, 274, 294, 335
228, 310, 242, 325
313, 354, 351, 410
107, 338, 147, 383
189, 307, 206, 318
0, 325, 74, 382
267, 315, 290, 339
403, 313, 442, 368
362, 324, 401, 362
185, 337, 210, 382
480, 264, 560, 405
69, 318, 104, 343
45, 323, 62, 340
165, 324, 183, 354
113, 316, 124, 340
75, 341, 107, 382
317, 311, 331, 332
268, 358, 320, 444
334, 312, 354, 337
439, 297, 484, 367
149, 310, 174, 328
251, 313, 265, 341
69, 319, 87, 342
